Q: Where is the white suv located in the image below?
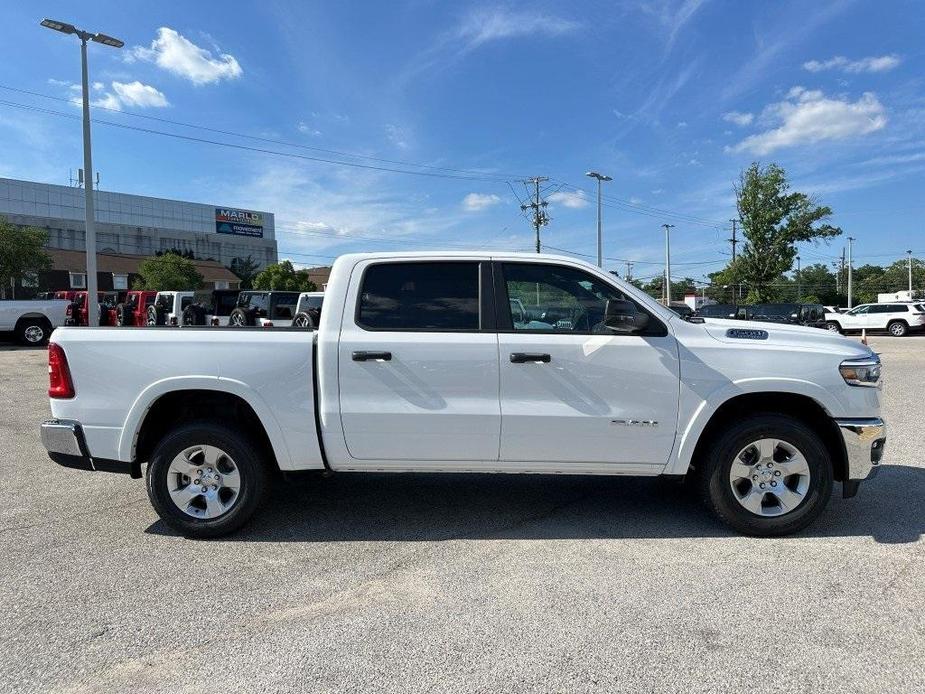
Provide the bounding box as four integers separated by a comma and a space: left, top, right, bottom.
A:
825, 302, 925, 337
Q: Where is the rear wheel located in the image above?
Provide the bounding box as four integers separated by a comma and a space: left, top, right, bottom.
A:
696, 413, 833, 536
887, 320, 907, 337
145, 423, 269, 538
293, 311, 315, 329
15, 318, 50, 346
229, 308, 253, 326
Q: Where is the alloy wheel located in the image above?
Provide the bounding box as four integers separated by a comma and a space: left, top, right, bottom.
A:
728, 438, 811, 517
23, 325, 44, 343
166, 445, 241, 519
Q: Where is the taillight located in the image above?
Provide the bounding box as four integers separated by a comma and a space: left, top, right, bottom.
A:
48, 343, 75, 399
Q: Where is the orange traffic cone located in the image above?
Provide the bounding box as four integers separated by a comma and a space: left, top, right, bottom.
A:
861, 328, 868, 345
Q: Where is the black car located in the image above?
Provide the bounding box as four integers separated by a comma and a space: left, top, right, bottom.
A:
694, 303, 740, 319
744, 303, 827, 328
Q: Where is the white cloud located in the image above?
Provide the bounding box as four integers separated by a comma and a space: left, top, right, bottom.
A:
728, 87, 887, 155
548, 190, 589, 209
297, 122, 322, 137
385, 124, 410, 149
462, 193, 502, 212
53, 78, 168, 111
111, 81, 169, 108
130, 27, 242, 85
722, 110, 754, 126
677, 121, 688, 128
803, 54, 901, 74
456, 9, 580, 50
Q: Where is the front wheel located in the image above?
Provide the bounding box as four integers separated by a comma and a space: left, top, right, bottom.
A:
696, 413, 833, 536
145, 423, 269, 538
825, 321, 842, 333
15, 319, 49, 346
888, 320, 907, 337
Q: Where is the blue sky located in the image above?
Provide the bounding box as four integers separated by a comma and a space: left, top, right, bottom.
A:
1, 0, 923, 283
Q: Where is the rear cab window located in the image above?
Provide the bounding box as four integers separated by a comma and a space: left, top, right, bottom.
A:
356, 261, 480, 331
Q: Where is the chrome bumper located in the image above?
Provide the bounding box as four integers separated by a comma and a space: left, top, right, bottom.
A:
834, 417, 886, 482
41, 419, 135, 476
41, 419, 88, 458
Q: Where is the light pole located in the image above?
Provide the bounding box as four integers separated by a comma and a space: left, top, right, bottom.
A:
795, 254, 801, 301
661, 223, 675, 304
585, 171, 612, 268
847, 236, 855, 309
40, 18, 123, 328
908, 250, 913, 293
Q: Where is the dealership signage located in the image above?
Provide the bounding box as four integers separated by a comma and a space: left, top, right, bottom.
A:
215, 208, 264, 237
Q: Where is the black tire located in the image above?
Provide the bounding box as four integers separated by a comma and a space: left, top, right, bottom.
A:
182, 305, 207, 326
292, 311, 315, 329
145, 422, 270, 539
147, 305, 165, 327
825, 321, 842, 334
887, 320, 907, 337
229, 307, 255, 326
14, 318, 50, 346
696, 413, 833, 537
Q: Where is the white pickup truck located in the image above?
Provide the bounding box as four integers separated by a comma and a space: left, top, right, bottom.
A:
0, 299, 70, 345
41, 252, 886, 538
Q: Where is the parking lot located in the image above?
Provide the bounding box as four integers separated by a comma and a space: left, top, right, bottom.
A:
0, 336, 922, 694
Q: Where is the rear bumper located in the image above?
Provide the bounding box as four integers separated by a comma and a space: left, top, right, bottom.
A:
834, 417, 886, 496
41, 419, 138, 476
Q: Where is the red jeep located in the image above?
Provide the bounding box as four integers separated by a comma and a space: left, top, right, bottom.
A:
109, 290, 158, 327
65, 291, 119, 326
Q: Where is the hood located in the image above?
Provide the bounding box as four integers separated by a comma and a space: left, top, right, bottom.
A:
698, 318, 874, 359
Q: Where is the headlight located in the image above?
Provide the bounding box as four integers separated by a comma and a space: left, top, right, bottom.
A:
839, 356, 881, 387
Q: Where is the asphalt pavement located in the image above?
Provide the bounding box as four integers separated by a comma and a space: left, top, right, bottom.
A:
1, 336, 923, 693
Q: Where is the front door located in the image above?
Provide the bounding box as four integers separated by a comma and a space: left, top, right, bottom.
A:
338, 260, 501, 462
496, 262, 680, 468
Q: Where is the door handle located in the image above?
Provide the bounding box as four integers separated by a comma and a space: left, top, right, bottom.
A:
510, 352, 551, 363
352, 350, 392, 362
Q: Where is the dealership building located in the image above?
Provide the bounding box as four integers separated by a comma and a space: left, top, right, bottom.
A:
0, 177, 278, 293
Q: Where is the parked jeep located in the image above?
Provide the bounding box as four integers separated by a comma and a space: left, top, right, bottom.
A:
111, 290, 158, 327
292, 291, 324, 328
65, 291, 119, 326
746, 303, 828, 329
181, 289, 242, 326
228, 291, 301, 327
147, 291, 197, 326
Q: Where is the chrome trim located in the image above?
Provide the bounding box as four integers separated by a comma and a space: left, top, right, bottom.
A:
40, 419, 87, 457
834, 417, 886, 481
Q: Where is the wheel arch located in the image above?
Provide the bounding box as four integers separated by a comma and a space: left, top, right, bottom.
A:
674, 391, 848, 483
121, 378, 292, 471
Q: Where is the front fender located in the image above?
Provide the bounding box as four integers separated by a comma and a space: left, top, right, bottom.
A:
118, 375, 293, 469
667, 377, 840, 476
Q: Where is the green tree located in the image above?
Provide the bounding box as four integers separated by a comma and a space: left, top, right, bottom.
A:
134, 253, 204, 290
0, 216, 52, 298
252, 260, 317, 291
796, 263, 839, 304
229, 255, 260, 289
734, 163, 841, 302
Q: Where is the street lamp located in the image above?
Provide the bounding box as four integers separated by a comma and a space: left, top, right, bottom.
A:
40, 18, 123, 328
585, 171, 612, 268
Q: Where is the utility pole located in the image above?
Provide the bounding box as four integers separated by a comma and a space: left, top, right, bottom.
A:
662, 224, 675, 304
796, 254, 801, 301
624, 261, 633, 282
41, 18, 123, 329
908, 250, 913, 293
521, 177, 549, 253
585, 172, 612, 267
847, 237, 855, 309
728, 219, 738, 261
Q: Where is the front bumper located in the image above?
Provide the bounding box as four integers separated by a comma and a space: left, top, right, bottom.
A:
41, 419, 137, 476
834, 417, 886, 497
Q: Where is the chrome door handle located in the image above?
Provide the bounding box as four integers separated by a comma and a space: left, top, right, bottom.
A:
510, 352, 551, 363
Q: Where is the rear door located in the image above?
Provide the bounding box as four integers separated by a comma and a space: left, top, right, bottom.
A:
495, 261, 680, 468
337, 259, 501, 462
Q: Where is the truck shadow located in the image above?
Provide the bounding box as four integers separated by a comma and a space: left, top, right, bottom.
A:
146, 464, 923, 544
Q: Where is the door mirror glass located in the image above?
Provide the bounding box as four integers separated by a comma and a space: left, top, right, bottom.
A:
604, 299, 649, 333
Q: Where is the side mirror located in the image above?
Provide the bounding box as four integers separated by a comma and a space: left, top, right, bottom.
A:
604, 299, 649, 333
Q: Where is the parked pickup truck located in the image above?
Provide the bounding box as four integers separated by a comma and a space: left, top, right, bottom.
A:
0, 299, 69, 345
41, 252, 886, 539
